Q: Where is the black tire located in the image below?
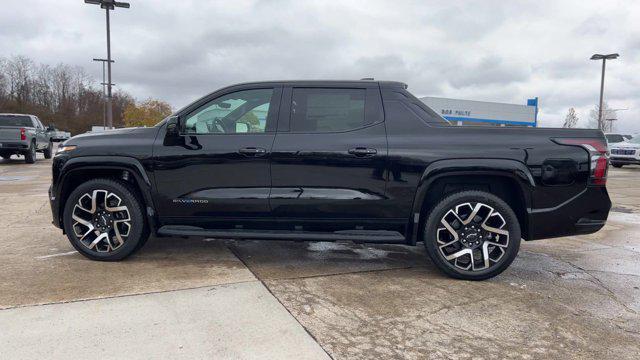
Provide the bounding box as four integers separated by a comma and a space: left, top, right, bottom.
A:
63, 178, 149, 261
0, 153, 10, 160
43, 139, 53, 159
611, 163, 623, 168
24, 140, 36, 164
423, 190, 521, 280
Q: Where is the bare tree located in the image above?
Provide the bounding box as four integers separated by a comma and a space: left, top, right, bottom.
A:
563, 107, 579, 128
588, 102, 616, 131
0, 55, 136, 135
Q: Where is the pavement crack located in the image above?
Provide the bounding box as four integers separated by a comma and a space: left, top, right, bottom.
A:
0, 279, 260, 311
269, 265, 427, 282
528, 251, 639, 316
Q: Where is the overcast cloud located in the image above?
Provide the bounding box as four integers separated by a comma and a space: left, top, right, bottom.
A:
1, 0, 638, 131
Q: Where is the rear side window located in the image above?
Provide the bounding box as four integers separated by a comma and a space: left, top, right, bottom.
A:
0, 115, 32, 127
290, 88, 366, 132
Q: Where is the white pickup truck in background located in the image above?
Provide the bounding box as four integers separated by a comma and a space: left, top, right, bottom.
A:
0, 113, 54, 163
47, 126, 71, 142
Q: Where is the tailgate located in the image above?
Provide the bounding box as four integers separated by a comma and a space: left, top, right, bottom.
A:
0, 127, 22, 141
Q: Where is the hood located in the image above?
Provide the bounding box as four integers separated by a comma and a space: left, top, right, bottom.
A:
70, 127, 151, 140
611, 142, 640, 149
63, 126, 160, 149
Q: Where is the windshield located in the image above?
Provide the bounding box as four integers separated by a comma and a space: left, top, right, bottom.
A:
629, 137, 640, 144
0, 115, 32, 127
606, 134, 625, 143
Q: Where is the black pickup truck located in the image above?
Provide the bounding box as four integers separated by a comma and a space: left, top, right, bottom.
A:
49, 80, 611, 280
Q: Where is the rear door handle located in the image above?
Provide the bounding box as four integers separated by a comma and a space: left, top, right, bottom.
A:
348, 147, 377, 156
238, 147, 267, 157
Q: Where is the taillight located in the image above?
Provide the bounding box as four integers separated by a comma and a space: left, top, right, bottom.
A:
553, 138, 609, 185
20, 128, 26, 141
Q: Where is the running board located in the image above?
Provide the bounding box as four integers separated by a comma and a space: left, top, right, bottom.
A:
157, 225, 407, 244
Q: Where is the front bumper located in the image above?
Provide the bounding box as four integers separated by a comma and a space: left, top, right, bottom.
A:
527, 186, 611, 240
49, 184, 62, 229
610, 156, 640, 165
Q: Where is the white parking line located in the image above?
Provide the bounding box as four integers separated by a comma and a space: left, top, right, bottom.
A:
35, 251, 78, 260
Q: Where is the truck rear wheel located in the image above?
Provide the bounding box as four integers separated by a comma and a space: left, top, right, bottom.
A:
423, 190, 521, 280
63, 178, 149, 261
24, 141, 36, 164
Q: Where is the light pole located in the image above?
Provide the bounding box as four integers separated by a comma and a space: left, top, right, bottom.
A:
92, 58, 114, 130
590, 53, 619, 131
604, 108, 629, 132
85, 0, 130, 129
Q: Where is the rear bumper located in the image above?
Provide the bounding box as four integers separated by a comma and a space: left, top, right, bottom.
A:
526, 186, 611, 240
0, 141, 29, 151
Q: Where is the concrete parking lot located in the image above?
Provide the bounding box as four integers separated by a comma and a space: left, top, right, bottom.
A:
1, 152, 639, 359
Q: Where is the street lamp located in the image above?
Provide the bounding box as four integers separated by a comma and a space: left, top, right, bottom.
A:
603, 108, 629, 132
590, 53, 619, 131
84, 0, 130, 129
92, 58, 115, 130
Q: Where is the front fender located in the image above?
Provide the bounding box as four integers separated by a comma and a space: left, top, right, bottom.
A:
407, 158, 535, 245
54, 156, 157, 233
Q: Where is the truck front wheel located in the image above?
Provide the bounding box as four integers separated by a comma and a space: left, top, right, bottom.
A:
423, 190, 521, 280
43, 139, 53, 159
63, 178, 149, 261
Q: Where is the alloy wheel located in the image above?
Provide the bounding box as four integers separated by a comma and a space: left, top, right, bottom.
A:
72, 189, 131, 253
436, 202, 509, 272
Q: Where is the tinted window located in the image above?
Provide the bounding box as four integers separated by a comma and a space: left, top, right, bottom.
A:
0, 115, 32, 127
290, 88, 366, 132
606, 134, 625, 143
184, 89, 274, 134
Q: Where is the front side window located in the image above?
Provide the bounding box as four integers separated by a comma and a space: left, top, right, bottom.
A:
184, 88, 274, 134
290, 88, 366, 132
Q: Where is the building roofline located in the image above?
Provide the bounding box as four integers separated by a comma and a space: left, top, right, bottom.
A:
419, 95, 536, 108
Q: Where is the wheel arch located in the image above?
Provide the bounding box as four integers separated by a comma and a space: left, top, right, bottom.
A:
56, 156, 157, 235
407, 159, 535, 245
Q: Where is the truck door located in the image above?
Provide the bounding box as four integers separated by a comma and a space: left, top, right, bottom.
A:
152, 85, 282, 224
32, 117, 47, 150
269, 83, 391, 224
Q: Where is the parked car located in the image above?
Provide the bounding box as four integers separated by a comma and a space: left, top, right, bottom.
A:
47, 126, 71, 142
605, 133, 629, 144
610, 136, 640, 167
0, 113, 53, 163
49, 80, 611, 280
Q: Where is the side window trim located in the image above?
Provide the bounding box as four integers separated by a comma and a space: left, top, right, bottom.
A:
281, 86, 382, 134
179, 86, 282, 135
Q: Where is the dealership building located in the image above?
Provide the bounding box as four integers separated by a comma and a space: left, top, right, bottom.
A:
420, 96, 539, 127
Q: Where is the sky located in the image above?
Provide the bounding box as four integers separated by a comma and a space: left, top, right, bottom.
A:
1, 0, 639, 132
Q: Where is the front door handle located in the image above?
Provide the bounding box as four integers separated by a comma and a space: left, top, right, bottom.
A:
238, 147, 267, 157
348, 147, 377, 157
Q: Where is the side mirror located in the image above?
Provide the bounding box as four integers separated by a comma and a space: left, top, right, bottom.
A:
235, 122, 249, 133
163, 116, 181, 146
166, 116, 180, 137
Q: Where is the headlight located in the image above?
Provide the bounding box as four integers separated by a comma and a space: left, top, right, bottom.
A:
56, 145, 77, 154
